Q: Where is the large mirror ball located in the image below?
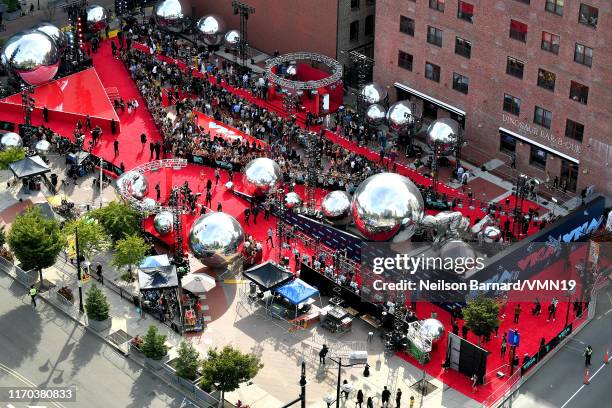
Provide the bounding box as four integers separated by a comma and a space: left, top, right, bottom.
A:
1, 30, 60, 86
196, 15, 225, 46
153, 0, 185, 33
188, 212, 244, 268
352, 172, 424, 242
243, 158, 281, 197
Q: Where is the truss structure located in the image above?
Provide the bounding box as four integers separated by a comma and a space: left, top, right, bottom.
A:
265, 52, 343, 90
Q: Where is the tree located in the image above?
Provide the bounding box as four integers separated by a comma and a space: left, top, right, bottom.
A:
0, 147, 26, 170
200, 345, 263, 406
0, 225, 6, 247
113, 234, 148, 273
84, 284, 110, 321
141, 325, 168, 360
8, 207, 64, 283
63, 217, 110, 261
462, 295, 501, 345
175, 341, 201, 380
89, 201, 141, 242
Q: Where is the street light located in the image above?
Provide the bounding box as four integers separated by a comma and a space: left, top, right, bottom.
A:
328, 356, 367, 408
341, 381, 353, 400
75, 226, 84, 313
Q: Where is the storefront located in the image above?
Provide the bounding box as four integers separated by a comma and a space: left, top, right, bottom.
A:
394, 82, 466, 128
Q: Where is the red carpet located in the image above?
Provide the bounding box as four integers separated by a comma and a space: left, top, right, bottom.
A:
193, 111, 267, 149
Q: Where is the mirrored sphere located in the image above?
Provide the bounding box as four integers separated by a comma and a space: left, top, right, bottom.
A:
0, 132, 23, 150
225, 181, 234, 190
243, 158, 281, 197
196, 15, 225, 46
128, 173, 149, 200
352, 172, 424, 242
188, 212, 244, 268
116, 171, 133, 193
1, 30, 60, 86
386, 100, 414, 129
286, 64, 297, 76
154, 0, 185, 33
365, 104, 386, 124
321, 190, 352, 226
419, 318, 446, 343
86, 5, 108, 33
142, 197, 157, 212
426, 118, 459, 156
154, 211, 174, 235
285, 192, 302, 209
483, 225, 502, 243
360, 83, 387, 104
439, 240, 476, 274
33, 23, 67, 53
224, 30, 241, 47
35, 139, 50, 155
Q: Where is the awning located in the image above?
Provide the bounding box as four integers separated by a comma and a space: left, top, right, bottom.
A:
8, 155, 50, 179
275, 278, 319, 305
242, 261, 294, 291
138, 265, 178, 290
499, 127, 580, 164
140, 254, 170, 269
394, 82, 466, 117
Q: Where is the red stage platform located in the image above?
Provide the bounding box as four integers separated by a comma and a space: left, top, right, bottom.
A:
0, 68, 120, 133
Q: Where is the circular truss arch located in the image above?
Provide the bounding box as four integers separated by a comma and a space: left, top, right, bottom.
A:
264, 52, 343, 91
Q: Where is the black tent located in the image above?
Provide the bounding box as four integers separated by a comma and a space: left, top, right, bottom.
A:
243, 261, 294, 291
8, 155, 50, 179
138, 265, 178, 290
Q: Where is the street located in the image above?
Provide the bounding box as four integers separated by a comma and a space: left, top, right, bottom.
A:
0, 273, 196, 408
510, 283, 612, 408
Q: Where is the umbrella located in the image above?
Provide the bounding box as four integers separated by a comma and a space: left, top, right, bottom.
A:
47, 195, 71, 207
181, 273, 216, 293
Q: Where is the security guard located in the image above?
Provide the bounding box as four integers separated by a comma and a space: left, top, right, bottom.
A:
584, 345, 593, 367
29, 285, 38, 308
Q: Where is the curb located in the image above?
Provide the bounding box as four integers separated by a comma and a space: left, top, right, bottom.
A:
0, 267, 209, 408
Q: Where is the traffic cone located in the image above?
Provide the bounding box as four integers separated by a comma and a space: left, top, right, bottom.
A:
584, 369, 590, 385
605, 349, 609, 364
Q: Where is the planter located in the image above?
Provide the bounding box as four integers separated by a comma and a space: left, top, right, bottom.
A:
56, 292, 74, 306
144, 357, 165, 371
87, 317, 112, 332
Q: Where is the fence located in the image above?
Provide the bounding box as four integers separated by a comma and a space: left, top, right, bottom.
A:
0, 256, 37, 287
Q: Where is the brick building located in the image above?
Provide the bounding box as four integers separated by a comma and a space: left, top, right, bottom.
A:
186, 0, 376, 70
374, 0, 612, 196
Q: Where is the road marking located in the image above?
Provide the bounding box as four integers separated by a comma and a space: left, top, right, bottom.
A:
0, 362, 65, 408
569, 338, 586, 345
559, 363, 607, 408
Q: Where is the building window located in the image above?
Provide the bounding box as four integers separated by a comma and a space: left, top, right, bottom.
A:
500, 133, 517, 154
530, 146, 548, 169
569, 81, 589, 104
574, 43, 593, 67
351, 0, 360, 9
534, 106, 552, 129
455, 37, 471, 58
400, 15, 415, 36
452, 73, 469, 94
427, 26, 443, 47
537, 69, 556, 91
349, 20, 359, 41
545, 0, 564, 16
503, 93, 521, 116
429, 0, 445, 12
425, 62, 441, 82
457, 1, 474, 23
579, 4, 598, 28
514, 0, 530, 4
506, 57, 524, 79
565, 119, 584, 142
365, 15, 375, 36
509, 19, 528, 42
541, 32, 560, 54
397, 50, 413, 71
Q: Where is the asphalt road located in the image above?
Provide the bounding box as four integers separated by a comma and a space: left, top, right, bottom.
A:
510, 283, 612, 408
0, 273, 198, 408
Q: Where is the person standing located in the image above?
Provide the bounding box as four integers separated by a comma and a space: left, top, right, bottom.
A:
381, 386, 391, 408
356, 389, 364, 408
111, 118, 116, 135
319, 344, 328, 364
154, 142, 161, 160
215, 168, 220, 185
267, 228, 274, 247
85, 114, 92, 131
547, 302, 556, 322
113, 139, 119, 156
29, 285, 37, 308
513, 304, 522, 324
43, 106, 49, 122
149, 142, 155, 160
252, 207, 259, 224
206, 178, 213, 192
155, 183, 161, 200
96, 264, 103, 285
584, 345, 593, 367
366, 397, 374, 408
244, 208, 250, 225
395, 388, 402, 408
205, 190, 212, 208
471, 373, 478, 391
217, 202, 222, 212
140, 133, 147, 147
500, 334, 507, 358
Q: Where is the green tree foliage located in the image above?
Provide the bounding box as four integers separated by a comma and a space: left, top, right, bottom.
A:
200, 346, 263, 405
89, 201, 140, 242
175, 341, 201, 380
84, 284, 110, 321
141, 325, 168, 360
463, 294, 501, 345
112, 234, 148, 272
8, 207, 64, 282
0, 147, 26, 170
63, 217, 110, 261
0, 225, 6, 247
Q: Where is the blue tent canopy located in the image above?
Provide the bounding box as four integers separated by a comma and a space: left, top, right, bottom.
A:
140, 254, 170, 269
276, 279, 319, 305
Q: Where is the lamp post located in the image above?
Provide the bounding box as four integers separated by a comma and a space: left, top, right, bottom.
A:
75, 226, 84, 313
280, 361, 307, 408
328, 356, 365, 408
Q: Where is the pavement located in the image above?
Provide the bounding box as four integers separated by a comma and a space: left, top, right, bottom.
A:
509, 283, 612, 408
0, 272, 198, 408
